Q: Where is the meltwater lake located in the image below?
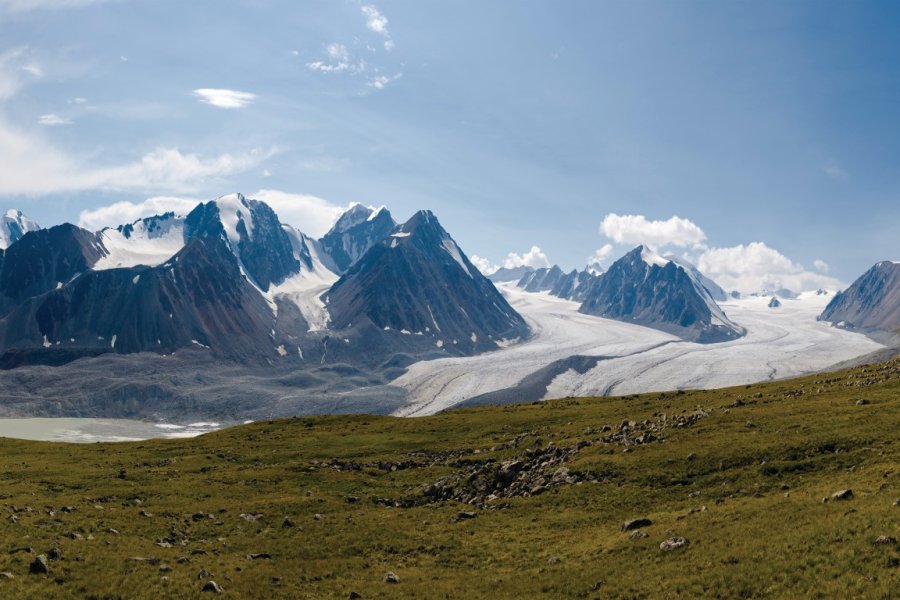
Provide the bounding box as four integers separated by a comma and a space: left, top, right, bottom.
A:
0, 418, 226, 443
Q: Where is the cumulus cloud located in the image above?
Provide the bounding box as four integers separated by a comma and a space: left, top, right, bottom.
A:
37, 113, 71, 125
250, 189, 346, 238
697, 242, 842, 294
469, 255, 498, 276
600, 213, 707, 249
588, 243, 614, 265
503, 246, 551, 269
78, 196, 201, 230
813, 259, 830, 273
192, 88, 257, 109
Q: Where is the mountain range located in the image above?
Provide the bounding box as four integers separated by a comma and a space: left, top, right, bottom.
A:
0, 195, 897, 418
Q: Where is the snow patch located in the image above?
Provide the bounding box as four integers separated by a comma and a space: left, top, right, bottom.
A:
132, 275, 140, 284
640, 246, 670, 268
214, 193, 253, 244
276, 345, 288, 356
442, 238, 473, 278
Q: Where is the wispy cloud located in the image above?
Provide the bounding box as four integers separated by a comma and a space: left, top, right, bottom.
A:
822, 160, 847, 181
78, 195, 201, 230
0, 0, 112, 12
306, 43, 359, 73
361, 4, 393, 50
38, 113, 71, 125
366, 73, 401, 89
192, 88, 257, 109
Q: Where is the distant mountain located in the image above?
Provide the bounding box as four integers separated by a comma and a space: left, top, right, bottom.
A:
578, 245, 745, 343
326, 210, 529, 355
517, 265, 567, 293
819, 261, 900, 335
95, 212, 185, 270
487, 266, 533, 283
550, 268, 598, 302
318, 204, 396, 274
768, 297, 782, 308
0, 210, 40, 250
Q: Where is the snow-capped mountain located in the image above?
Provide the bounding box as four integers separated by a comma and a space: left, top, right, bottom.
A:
665, 254, 728, 301
318, 203, 396, 274
95, 212, 185, 270
819, 261, 900, 335
0, 210, 40, 250
326, 210, 529, 355
578, 245, 745, 343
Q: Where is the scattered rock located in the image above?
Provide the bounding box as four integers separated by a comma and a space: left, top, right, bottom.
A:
282, 517, 296, 528
28, 555, 49, 575
314, 514, 324, 521
873, 535, 897, 545
239, 513, 263, 522
831, 489, 854, 501
659, 537, 689, 552
139, 510, 153, 518
547, 555, 560, 564
630, 530, 647, 540
686, 452, 696, 461
128, 557, 161, 565
622, 518, 652, 531
349, 592, 362, 599
856, 399, 870, 406
47, 548, 62, 560
246, 553, 272, 560
201, 580, 224, 593
106, 528, 119, 535
0, 572, 14, 579
383, 572, 400, 584
455, 511, 477, 521
345, 496, 360, 504
192, 512, 207, 522
117, 469, 128, 479
198, 569, 211, 579
159, 564, 172, 573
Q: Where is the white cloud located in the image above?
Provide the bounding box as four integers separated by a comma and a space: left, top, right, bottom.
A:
192, 88, 257, 109
588, 243, 614, 265
813, 259, 830, 273
697, 242, 842, 294
38, 113, 71, 125
366, 73, 401, 89
361, 3, 394, 49
469, 255, 498, 276
77, 196, 201, 230
250, 189, 346, 238
503, 246, 551, 269
0, 123, 272, 195
0, 0, 111, 11
600, 213, 707, 249
306, 43, 357, 73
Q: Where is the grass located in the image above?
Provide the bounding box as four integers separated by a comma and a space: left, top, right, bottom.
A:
0, 359, 898, 598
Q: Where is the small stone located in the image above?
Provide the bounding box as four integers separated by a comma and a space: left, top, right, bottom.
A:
117, 469, 128, 479
139, 510, 153, 518
201, 580, 224, 593
873, 535, 897, 545
345, 496, 360, 504
0, 572, 14, 579
547, 555, 560, 564
660, 537, 689, 552
198, 569, 211, 580
349, 592, 362, 599
455, 511, 477, 521
107, 528, 119, 535
47, 548, 62, 560
159, 564, 172, 573
622, 518, 652, 531
192, 512, 207, 522
831, 489, 853, 501
687, 452, 696, 461
282, 517, 295, 528
383, 571, 400, 584
856, 399, 870, 406
313, 514, 323, 521
630, 530, 647, 540
29, 555, 50, 575
246, 553, 272, 560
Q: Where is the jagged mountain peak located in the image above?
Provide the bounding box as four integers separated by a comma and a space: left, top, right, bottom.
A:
0, 209, 41, 250
319, 202, 396, 274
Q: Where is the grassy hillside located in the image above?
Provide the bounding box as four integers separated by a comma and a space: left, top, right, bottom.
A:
0, 359, 898, 599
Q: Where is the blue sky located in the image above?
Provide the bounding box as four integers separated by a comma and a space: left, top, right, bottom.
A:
1, 0, 899, 292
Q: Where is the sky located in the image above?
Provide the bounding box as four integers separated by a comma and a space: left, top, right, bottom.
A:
2, 0, 900, 293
